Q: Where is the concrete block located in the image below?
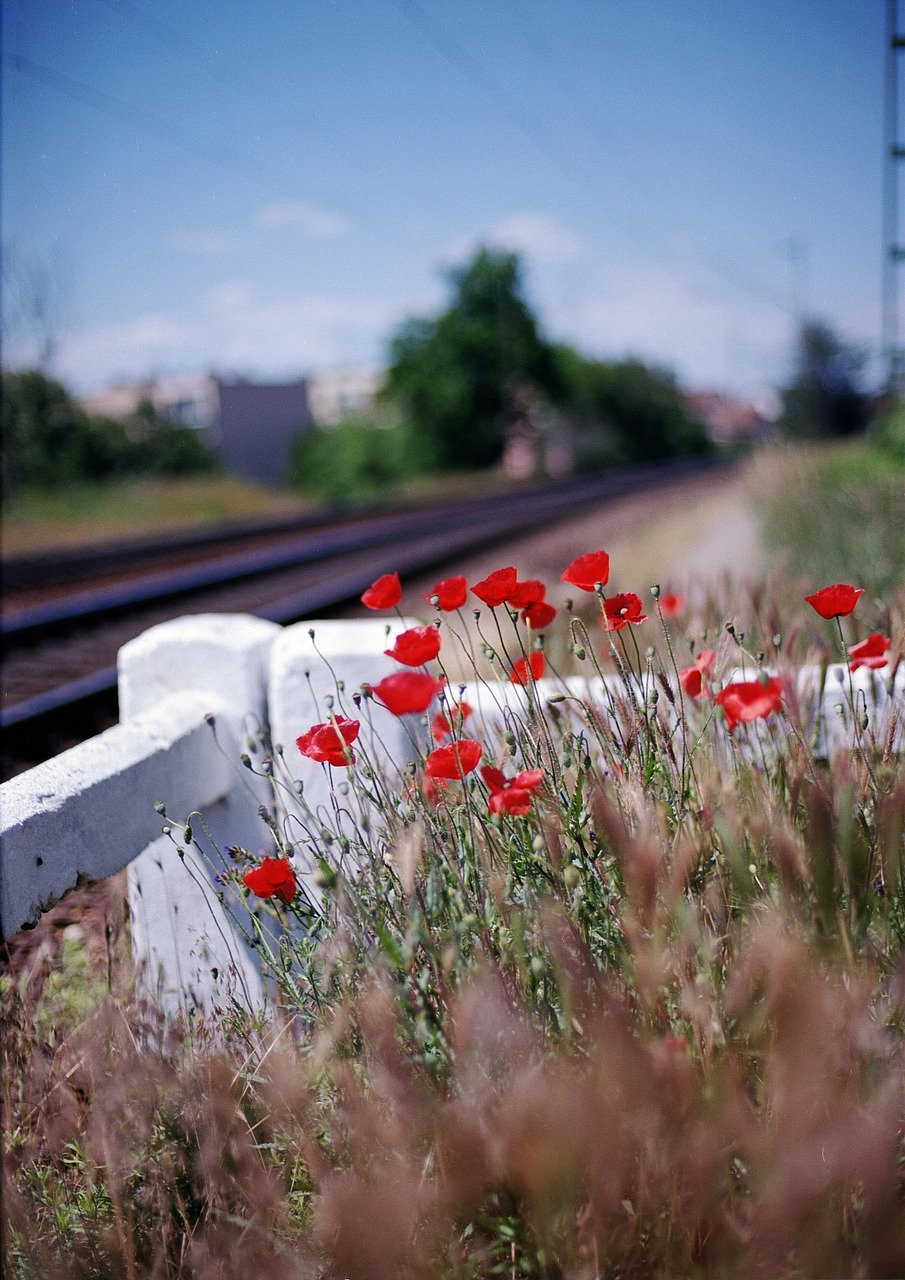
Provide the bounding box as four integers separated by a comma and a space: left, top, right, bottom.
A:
0, 693, 232, 940
118, 612, 279, 724
117, 613, 279, 1010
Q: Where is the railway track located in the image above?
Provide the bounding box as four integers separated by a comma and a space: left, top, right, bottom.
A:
1, 458, 727, 778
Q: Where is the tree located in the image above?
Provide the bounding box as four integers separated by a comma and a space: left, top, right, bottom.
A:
1, 371, 216, 496
550, 345, 711, 467
780, 320, 868, 440
384, 248, 556, 470
1, 242, 71, 373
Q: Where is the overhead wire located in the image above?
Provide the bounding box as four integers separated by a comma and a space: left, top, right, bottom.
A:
393, 0, 796, 318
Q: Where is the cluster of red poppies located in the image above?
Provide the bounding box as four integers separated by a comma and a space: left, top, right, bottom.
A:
241, 569, 896, 902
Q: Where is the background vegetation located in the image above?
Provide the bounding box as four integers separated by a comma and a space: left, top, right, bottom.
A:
1, 370, 217, 498
750, 438, 905, 600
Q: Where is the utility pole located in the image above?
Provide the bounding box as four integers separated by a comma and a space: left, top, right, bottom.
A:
883, 0, 905, 390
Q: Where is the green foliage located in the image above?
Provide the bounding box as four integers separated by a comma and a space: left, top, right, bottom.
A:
751, 441, 905, 599
382, 248, 711, 478
1, 370, 217, 496
551, 344, 712, 466
779, 319, 869, 440
286, 416, 428, 500
384, 247, 556, 470
870, 392, 905, 464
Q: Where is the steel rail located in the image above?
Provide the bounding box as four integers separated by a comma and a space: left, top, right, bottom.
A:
0, 457, 728, 767
2, 461, 707, 643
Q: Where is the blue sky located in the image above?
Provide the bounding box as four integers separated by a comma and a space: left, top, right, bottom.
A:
1, 0, 884, 400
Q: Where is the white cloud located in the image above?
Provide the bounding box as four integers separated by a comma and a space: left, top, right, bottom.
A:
254, 199, 348, 238
547, 262, 793, 393
166, 228, 241, 255
56, 282, 418, 391
486, 214, 583, 263
441, 213, 583, 267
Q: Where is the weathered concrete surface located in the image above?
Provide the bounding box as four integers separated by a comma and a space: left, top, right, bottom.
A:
117, 613, 280, 1012
0, 692, 232, 940
118, 612, 279, 723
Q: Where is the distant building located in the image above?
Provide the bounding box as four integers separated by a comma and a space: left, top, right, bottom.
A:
79, 374, 312, 484
305, 368, 381, 426
682, 391, 771, 445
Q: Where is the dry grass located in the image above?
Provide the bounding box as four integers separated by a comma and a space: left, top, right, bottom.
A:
3, 558, 904, 1277
0, 476, 315, 556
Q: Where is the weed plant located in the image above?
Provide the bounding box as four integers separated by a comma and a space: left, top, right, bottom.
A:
3, 555, 904, 1278
749, 441, 905, 601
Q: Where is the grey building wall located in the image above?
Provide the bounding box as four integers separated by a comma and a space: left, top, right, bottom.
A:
212, 378, 312, 484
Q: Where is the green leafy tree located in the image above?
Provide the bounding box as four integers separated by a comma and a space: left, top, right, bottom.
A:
551, 345, 711, 466
780, 320, 868, 439
287, 416, 425, 500
384, 248, 556, 470
1, 371, 216, 495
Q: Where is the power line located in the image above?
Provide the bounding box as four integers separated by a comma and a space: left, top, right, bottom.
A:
391, 0, 795, 320
89, 0, 307, 140
391, 0, 608, 208
3, 52, 289, 186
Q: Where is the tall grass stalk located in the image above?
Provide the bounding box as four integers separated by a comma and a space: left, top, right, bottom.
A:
3, 566, 904, 1278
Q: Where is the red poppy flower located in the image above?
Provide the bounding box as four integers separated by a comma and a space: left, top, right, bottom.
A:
296, 716, 361, 766
561, 550, 610, 592
510, 651, 545, 685
370, 672, 445, 715
384, 624, 441, 666
848, 633, 891, 672
679, 666, 704, 699
426, 575, 467, 611
508, 579, 546, 609
481, 765, 544, 816
804, 583, 864, 620
361, 571, 402, 610
600, 592, 648, 631
472, 566, 518, 607
522, 600, 557, 629
714, 677, 783, 732
431, 701, 473, 741
659, 591, 685, 618
696, 648, 717, 676
421, 775, 449, 805
425, 738, 483, 779
680, 647, 717, 699
243, 856, 297, 904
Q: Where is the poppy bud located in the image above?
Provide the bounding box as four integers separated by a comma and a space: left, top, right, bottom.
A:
183, 824, 193, 843
650, 584, 660, 598
564, 864, 581, 888
154, 801, 167, 815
